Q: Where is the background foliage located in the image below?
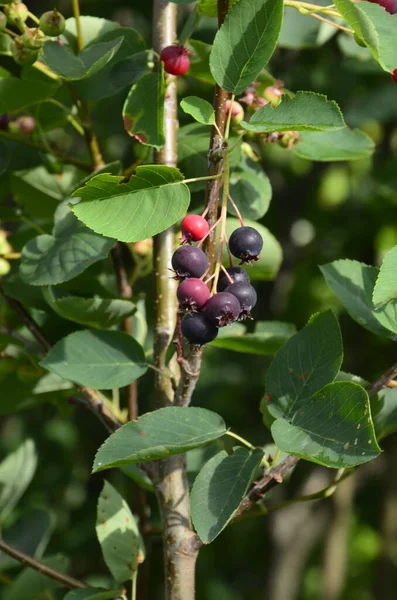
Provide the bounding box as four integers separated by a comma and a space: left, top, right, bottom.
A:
1, 0, 397, 598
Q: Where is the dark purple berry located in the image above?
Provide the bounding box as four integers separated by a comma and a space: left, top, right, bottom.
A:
0, 114, 9, 131
181, 313, 218, 345
224, 282, 257, 320
217, 266, 250, 292
229, 226, 263, 264
177, 278, 210, 312
205, 292, 241, 328
172, 246, 208, 279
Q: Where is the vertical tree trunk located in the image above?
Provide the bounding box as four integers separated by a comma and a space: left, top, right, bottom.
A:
151, 2, 201, 598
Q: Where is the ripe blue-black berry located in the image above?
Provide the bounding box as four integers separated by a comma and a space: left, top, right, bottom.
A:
181, 313, 218, 345
229, 226, 263, 264
172, 246, 208, 279
224, 282, 257, 320
217, 266, 250, 292
181, 214, 209, 243
177, 278, 210, 312
205, 292, 241, 328
160, 45, 190, 76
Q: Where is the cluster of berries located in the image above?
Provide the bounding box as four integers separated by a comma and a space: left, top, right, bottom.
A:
172, 215, 263, 346
0, 4, 65, 67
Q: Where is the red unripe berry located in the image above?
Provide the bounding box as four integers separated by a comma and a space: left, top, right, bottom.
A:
160, 45, 190, 76
391, 68, 397, 84
225, 100, 245, 124
177, 278, 210, 312
15, 115, 36, 134
368, 0, 397, 12
181, 214, 209, 243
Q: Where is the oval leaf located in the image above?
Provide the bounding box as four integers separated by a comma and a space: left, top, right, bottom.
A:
241, 92, 345, 133
209, 0, 284, 94
191, 448, 264, 543
96, 481, 144, 583
373, 245, 397, 308
20, 210, 114, 286
93, 407, 227, 471
0, 440, 37, 522
41, 330, 147, 390
72, 166, 190, 242
211, 321, 296, 355
180, 96, 215, 126
271, 382, 381, 468
294, 128, 375, 161
0, 78, 58, 113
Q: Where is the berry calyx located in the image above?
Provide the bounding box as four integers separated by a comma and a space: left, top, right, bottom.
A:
172, 245, 208, 279
0, 12, 7, 31
177, 278, 210, 312
4, 2, 28, 26
181, 214, 209, 243
225, 100, 245, 125
224, 282, 257, 320
391, 68, 397, 84
205, 292, 241, 328
181, 313, 218, 345
229, 226, 263, 264
160, 45, 190, 76
11, 39, 39, 66
217, 266, 250, 292
39, 9, 66, 37
22, 28, 45, 49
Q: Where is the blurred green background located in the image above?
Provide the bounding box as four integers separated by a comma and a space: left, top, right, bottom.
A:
1, 0, 397, 599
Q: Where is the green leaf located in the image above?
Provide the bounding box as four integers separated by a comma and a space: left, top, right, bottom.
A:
122, 71, 165, 148
41, 330, 147, 390
209, 0, 283, 94
0, 140, 10, 177
63, 16, 118, 50
294, 128, 375, 162
225, 218, 282, 281
191, 448, 264, 544
42, 38, 123, 81
229, 165, 272, 221
96, 481, 144, 583
4, 555, 69, 600
373, 245, 397, 308
278, 5, 336, 49
264, 311, 343, 421
42, 287, 136, 329
211, 321, 296, 354
64, 590, 122, 600
11, 165, 85, 219
20, 209, 114, 286
0, 509, 54, 571
72, 166, 190, 242
334, 0, 397, 72
241, 92, 345, 133
372, 386, 397, 441
271, 382, 380, 467
0, 440, 37, 522
320, 260, 397, 338
186, 39, 214, 84
119, 464, 154, 492
0, 78, 58, 113
180, 96, 215, 126
197, 0, 239, 16
93, 407, 227, 471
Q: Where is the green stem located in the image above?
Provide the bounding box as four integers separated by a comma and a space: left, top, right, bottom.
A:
43, 99, 85, 136
72, 0, 84, 51
211, 151, 229, 294
112, 388, 120, 413
131, 572, 137, 600
224, 94, 234, 142
225, 430, 256, 451
178, 6, 201, 45
183, 173, 223, 185
27, 10, 40, 24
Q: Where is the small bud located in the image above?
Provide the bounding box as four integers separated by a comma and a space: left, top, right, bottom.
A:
11, 38, 39, 66
263, 80, 284, 107
0, 11, 7, 31
278, 130, 300, 149
15, 115, 36, 134
4, 2, 28, 26
39, 9, 66, 37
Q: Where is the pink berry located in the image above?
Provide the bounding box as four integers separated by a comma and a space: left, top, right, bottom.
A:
177, 278, 210, 312
160, 45, 190, 76
15, 115, 36, 134
181, 214, 209, 243
391, 68, 397, 84
225, 100, 244, 124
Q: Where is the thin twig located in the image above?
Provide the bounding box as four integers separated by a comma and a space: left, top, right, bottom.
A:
0, 539, 87, 590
